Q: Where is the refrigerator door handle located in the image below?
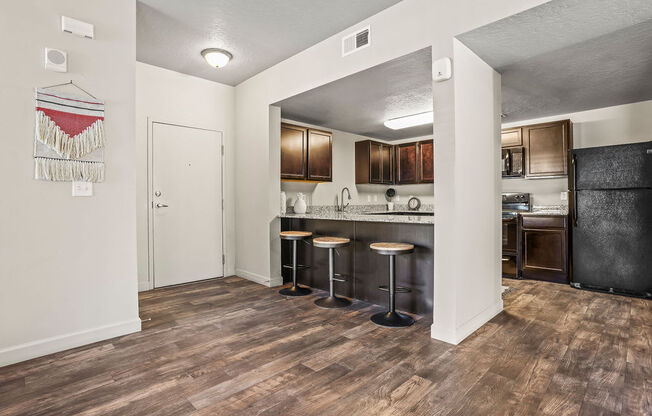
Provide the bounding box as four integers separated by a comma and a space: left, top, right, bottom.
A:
572, 155, 578, 226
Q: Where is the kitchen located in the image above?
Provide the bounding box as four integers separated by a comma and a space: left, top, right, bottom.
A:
275, 48, 436, 325
456, 13, 652, 299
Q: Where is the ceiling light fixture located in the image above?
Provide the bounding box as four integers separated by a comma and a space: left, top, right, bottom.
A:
384, 111, 433, 130
201, 48, 232, 68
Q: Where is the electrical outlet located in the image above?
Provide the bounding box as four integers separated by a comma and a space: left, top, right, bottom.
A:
72, 181, 93, 196
560, 191, 568, 201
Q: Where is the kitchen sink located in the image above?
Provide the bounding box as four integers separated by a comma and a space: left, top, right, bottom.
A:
363, 211, 434, 216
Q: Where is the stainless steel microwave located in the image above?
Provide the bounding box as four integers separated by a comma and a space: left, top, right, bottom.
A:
502, 147, 525, 178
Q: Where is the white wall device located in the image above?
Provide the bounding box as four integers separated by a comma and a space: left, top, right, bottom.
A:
44, 48, 67, 72
72, 181, 93, 197
61, 16, 94, 39
432, 57, 452, 82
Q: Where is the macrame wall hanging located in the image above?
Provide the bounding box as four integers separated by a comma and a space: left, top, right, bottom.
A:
34, 81, 105, 182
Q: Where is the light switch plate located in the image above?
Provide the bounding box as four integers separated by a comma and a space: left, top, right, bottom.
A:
72, 181, 93, 197
560, 191, 568, 201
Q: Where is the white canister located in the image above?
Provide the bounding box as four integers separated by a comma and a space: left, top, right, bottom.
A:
294, 193, 307, 214
387, 202, 394, 211
280, 191, 287, 215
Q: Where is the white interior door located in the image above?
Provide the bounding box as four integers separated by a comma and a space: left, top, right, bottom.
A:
152, 123, 223, 287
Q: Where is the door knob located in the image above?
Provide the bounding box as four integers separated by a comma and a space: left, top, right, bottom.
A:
155, 203, 169, 208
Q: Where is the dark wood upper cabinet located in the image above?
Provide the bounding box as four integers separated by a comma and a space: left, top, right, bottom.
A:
355, 140, 393, 184
523, 120, 572, 177
280, 123, 331, 182
501, 127, 522, 148
307, 129, 332, 181
417, 140, 434, 183
396, 142, 418, 184
280, 123, 307, 180
381, 144, 394, 184
520, 215, 568, 284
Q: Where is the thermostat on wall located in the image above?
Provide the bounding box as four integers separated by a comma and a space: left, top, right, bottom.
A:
44, 48, 67, 72
432, 57, 452, 82
61, 16, 94, 39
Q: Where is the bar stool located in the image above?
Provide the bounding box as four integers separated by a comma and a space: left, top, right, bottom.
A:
312, 237, 352, 309
280, 231, 313, 297
369, 242, 415, 327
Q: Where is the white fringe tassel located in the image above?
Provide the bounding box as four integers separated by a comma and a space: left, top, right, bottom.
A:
35, 111, 105, 159
34, 157, 104, 182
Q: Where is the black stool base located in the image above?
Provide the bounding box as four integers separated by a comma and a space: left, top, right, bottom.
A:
279, 285, 312, 297
370, 311, 414, 328
314, 296, 351, 309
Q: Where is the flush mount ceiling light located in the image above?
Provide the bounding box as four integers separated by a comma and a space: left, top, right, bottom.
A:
201, 48, 232, 68
384, 111, 433, 130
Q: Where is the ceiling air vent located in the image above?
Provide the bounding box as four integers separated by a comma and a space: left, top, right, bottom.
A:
342, 26, 370, 57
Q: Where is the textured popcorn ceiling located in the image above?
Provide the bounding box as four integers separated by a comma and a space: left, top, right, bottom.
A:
137, 0, 402, 86
457, 0, 652, 123
273, 48, 433, 141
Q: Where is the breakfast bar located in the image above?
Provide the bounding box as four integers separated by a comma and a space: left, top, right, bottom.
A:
280, 209, 434, 315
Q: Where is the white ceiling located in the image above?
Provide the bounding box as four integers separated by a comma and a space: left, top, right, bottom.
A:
274, 48, 433, 141
457, 0, 652, 123
137, 0, 403, 86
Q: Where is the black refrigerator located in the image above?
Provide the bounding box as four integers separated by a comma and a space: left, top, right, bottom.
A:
570, 141, 652, 298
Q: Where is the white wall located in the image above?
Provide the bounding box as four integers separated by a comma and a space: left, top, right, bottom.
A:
234, 0, 547, 343
135, 63, 236, 291
502, 99, 652, 206
280, 119, 434, 209
0, 0, 139, 366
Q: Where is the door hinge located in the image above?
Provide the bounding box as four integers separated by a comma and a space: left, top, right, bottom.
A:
221, 145, 225, 156
222, 199, 224, 210
222, 254, 225, 265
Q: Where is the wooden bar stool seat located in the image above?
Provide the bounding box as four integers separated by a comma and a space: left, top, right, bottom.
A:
280, 231, 313, 240
370, 242, 414, 255
312, 236, 350, 249
369, 242, 415, 327
313, 237, 352, 309
279, 231, 313, 297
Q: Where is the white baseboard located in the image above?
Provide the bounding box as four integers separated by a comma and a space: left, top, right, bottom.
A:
431, 300, 503, 345
138, 280, 151, 292
0, 318, 142, 367
236, 268, 272, 287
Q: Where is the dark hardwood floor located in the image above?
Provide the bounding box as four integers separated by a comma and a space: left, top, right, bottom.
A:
1, 276, 650, 415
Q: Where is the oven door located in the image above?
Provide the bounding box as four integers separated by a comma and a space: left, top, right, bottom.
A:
502, 217, 519, 278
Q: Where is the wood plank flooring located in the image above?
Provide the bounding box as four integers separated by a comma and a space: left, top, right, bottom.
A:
1, 276, 650, 415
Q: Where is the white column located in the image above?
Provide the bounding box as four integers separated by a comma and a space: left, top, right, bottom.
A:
431, 39, 503, 344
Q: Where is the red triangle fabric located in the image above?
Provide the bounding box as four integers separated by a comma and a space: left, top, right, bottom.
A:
36, 107, 104, 137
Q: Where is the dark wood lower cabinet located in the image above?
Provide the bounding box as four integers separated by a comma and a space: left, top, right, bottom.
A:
520, 215, 568, 283
281, 218, 434, 315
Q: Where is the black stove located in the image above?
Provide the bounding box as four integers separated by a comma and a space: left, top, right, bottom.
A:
502, 192, 531, 217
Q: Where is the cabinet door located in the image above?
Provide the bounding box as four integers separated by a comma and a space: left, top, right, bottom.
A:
501, 128, 522, 147
307, 129, 332, 181
381, 144, 394, 184
418, 140, 434, 183
369, 142, 383, 183
396, 142, 418, 184
280, 124, 307, 179
521, 226, 568, 283
524, 121, 569, 177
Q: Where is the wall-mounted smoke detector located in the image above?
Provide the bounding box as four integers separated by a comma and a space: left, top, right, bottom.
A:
342, 26, 370, 57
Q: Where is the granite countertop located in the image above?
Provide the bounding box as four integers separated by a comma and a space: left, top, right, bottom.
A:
279, 204, 435, 224
521, 205, 569, 216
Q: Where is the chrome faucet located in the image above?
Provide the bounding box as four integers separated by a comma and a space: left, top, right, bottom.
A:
339, 187, 351, 212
